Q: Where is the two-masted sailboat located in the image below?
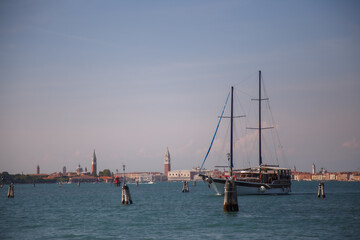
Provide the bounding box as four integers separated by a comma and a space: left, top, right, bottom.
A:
200, 71, 291, 195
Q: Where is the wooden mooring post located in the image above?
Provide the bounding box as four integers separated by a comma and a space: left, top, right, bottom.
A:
223, 179, 238, 212
121, 164, 133, 204
182, 181, 189, 192
121, 184, 133, 204
317, 182, 325, 198
7, 183, 14, 198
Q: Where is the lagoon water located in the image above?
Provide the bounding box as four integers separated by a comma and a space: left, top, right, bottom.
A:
1, 181, 359, 239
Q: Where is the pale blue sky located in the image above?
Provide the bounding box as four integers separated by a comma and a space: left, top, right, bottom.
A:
1, 0, 359, 174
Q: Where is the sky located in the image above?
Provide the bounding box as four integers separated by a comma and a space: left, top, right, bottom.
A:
0, 0, 359, 174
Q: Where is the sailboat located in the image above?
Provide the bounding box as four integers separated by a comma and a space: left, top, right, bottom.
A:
200, 71, 291, 195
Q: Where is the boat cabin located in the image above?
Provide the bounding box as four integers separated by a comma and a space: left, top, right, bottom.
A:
234, 166, 291, 184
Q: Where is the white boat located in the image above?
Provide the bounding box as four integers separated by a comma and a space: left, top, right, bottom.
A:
200, 71, 291, 195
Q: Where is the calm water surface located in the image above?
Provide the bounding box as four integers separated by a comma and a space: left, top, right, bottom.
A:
1, 181, 359, 239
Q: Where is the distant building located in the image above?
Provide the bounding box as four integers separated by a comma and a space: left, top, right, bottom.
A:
291, 171, 312, 181
167, 169, 202, 181
63, 166, 66, 175
168, 170, 191, 181
36, 165, 40, 174
350, 172, 360, 181
114, 172, 166, 182
330, 173, 337, 180
92, 150, 97, 176
70, 175, 97, 183
312, 163, 316, 174
312, 173, 325, 181
164, 147, 171, 177
337, 172, 350, 181
76, 164, 83, 175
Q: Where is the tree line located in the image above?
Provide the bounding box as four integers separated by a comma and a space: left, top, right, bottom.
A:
0, 169, 113, 184
0, 172, 68, 184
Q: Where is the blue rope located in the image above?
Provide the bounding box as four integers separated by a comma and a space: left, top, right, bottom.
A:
200, 92, 230, 170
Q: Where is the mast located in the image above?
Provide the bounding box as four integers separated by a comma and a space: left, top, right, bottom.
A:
247, 71, 271, 166
259, 71, 262, 166
230, 86, 234, 176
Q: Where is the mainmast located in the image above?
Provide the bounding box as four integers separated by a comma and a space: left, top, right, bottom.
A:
258, 71, 262, 166
230, 86, 234, 176
248, 71, 270, 166
256, 70, 273, 166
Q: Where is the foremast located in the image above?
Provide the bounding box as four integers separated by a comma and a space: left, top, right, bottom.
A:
228, 86, 245, 176
230, 86, 234, 176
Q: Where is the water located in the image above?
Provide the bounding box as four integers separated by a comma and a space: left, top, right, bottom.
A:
1, 181, 359, 239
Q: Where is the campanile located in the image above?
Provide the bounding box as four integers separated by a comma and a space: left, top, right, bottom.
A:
92, 150, 97, 176
164, 147, 171, 177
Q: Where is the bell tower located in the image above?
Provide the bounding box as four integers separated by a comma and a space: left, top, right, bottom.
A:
92, 150, 97, 176
164, 147, 171, 177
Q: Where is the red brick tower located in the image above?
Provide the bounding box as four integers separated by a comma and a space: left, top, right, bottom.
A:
164, 147, 171, 177
92, 150, 97, 176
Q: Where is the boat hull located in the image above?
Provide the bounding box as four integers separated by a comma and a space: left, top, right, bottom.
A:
210, 179, 291, 195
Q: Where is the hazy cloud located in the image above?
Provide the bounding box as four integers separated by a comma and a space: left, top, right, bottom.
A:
342, 138, 360, 150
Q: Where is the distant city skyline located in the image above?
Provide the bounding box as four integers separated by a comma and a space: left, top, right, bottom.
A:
1, 1, 359, 174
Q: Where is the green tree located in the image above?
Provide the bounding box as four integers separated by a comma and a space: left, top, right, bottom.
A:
99, 169, 111, 177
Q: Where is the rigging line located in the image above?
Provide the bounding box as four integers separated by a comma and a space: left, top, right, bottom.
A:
233, 71, 259, 90
235, 88, 253, 97
200, 91, 230, 170
233, 121, 245, 168
261, 78, 279, 165
262, 133, 276, 165
221, 120, 231, 164
243, 98, 256, 168
234, 90, 247, 121
244, 129, 251, 168
263, 82, 284, 156
262, 77, 290, 167
233, 122, 239, 167
212, 119, 231, 165
268, 120, 279, 164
